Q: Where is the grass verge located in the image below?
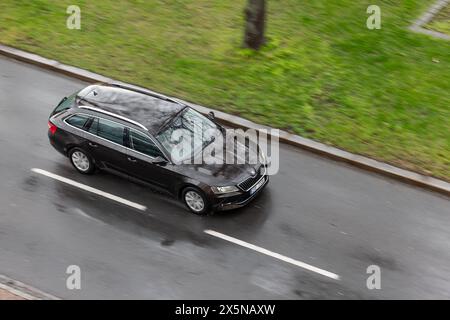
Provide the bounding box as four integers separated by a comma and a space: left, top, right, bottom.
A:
0, 0, 448, 180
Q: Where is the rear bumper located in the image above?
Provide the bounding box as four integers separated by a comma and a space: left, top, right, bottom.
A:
212, 175, 269, 211
48, 131, 68, 156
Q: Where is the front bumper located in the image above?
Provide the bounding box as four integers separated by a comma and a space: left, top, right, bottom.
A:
212, 175, 269, 211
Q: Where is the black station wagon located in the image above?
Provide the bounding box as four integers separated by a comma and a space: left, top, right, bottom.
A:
48, 83, 268, 215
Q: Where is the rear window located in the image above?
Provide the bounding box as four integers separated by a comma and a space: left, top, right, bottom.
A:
65, 114, 90, 129
52, 92, 78, 116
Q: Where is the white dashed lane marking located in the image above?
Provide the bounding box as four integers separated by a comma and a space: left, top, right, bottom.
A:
31, 168, 147, 211
31, 168, 339, 280
204, 230, 340, 280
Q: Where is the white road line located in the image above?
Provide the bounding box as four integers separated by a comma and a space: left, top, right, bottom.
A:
204, 230, 340, 280
31, 168, 147, 211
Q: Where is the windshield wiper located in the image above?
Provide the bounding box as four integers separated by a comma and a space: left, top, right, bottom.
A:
156, 107, 188, 135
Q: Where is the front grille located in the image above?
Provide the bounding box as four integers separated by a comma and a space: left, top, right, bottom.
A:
238, 166, 265, 191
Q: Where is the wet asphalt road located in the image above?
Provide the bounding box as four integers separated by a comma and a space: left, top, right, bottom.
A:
0, 56, 449, 299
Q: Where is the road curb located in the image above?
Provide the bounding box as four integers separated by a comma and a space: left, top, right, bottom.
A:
0, 274, 60, 300
409, 0, 450, 40
0, 44, 449, 197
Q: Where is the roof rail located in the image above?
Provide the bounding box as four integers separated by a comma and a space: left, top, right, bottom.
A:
78, 105, 148, 131
108, 83, 183, 105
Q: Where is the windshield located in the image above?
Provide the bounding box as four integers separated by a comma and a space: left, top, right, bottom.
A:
156, 107, 221, 163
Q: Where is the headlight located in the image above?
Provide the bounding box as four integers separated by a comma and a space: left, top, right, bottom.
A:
211, 185, 239, 194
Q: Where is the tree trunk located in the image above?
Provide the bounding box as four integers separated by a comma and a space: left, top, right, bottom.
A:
243, 0, 266, 50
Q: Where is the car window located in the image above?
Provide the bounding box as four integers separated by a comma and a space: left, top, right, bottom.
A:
66, 114, 90, 130
130, 130, 164, 158
94, 118, 126, 146
156, 107, 220, 163
52, 92, 77, 116
88, 117, 99, 135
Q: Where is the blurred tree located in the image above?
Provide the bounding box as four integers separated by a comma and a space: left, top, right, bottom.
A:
243, 0, 266, 50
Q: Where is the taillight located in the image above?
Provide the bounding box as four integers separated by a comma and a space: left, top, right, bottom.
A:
48, 121, 57, 135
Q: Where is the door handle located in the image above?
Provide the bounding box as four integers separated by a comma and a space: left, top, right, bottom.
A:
127, 157, 137, 163
88, 142, 98, 148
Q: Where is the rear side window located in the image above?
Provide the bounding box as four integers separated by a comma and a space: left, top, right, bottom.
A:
130, 130, 164, 158
65, 114, 90, 129
90, 118, 125, 146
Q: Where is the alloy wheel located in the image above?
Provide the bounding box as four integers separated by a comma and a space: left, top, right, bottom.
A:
184, 190, 205, 213
71, 151, 90, 172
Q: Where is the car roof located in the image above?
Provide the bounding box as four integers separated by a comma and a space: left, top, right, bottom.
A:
75, 83, 186, 135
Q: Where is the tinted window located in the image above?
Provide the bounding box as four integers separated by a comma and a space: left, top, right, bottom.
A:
93, 118, 125, 146
66, 114, 89, 129
52, 92, 77, 116
88, 118, 99, 135
130, 130, 164, 158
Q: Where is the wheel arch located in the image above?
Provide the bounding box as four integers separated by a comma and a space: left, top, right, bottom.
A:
178, 183, 202, 200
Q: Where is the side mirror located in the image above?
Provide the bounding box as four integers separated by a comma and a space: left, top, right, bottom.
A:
207, 111, 215, 121
152, 156, 168, 165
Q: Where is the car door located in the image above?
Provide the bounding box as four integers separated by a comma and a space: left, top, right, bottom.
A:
63, 113, 92, 150
85, 117, 130, 176
125, 128, 173, 192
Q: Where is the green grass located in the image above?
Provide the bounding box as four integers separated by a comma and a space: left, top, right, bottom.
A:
0, 0, 449, 180
425, 3, 450, 35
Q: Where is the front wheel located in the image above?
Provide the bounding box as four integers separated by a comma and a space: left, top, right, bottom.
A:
182, 187, 210, 215
69, 148, 95, 174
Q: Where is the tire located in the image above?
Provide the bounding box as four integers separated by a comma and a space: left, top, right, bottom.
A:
69, 148, 95, 175
182, 187, 210, 215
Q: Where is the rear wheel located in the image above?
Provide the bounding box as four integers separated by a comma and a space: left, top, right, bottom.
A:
182, 187, 210, 215
69, 148, 95, 174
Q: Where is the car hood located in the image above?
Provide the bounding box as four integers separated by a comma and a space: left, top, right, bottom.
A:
172, 137, 262, 186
